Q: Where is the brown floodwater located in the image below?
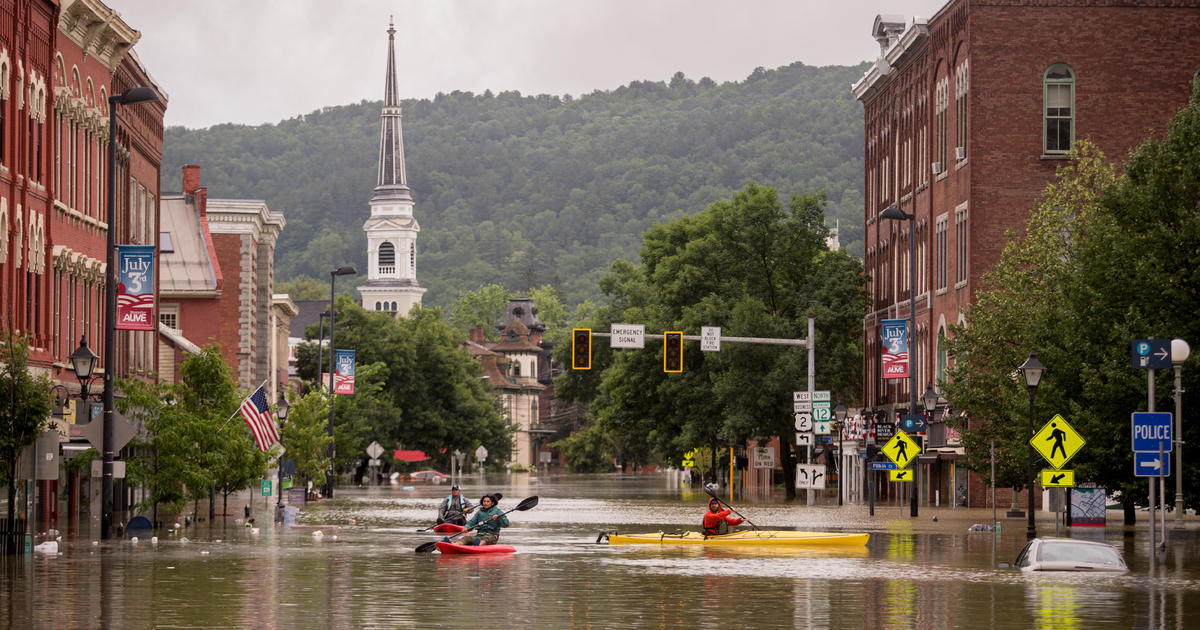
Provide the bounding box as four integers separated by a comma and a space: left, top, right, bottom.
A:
3, 473, 1198, 629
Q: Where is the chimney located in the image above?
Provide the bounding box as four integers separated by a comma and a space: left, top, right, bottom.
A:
472, 324, 485, 344
182, 164, 201, 194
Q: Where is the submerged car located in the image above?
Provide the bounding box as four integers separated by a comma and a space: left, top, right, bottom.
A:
1013, 538, 1128, 572
408, 470, 449, 482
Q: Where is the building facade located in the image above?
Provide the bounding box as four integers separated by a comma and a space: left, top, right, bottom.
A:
854, 0, 1200, 508
360, 18, 425, 317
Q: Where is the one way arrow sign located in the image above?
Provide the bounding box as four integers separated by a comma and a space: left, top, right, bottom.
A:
1134, 452, 1170, 477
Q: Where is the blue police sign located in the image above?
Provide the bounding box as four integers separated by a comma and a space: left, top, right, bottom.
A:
1134, 452, 1171, 477
1131, 412, 1173, 452
1131, 339, 1171, 369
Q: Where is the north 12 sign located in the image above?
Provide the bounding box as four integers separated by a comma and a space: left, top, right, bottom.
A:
880, 319, 909, 379
116, 245, 156, 331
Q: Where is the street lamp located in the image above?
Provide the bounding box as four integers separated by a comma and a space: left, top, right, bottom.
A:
1172, 339, 1190, 528
69, 336, 100, 399
325, 265, 356, 499
275, 392, 290, 522
1018, 350, 1045, 540
921, 384, 939, 417
881, 204, 920, 517
102, 85, 159, 540
834, 401, 847, 506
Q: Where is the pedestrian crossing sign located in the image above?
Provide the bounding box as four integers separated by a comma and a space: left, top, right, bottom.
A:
1040, 469, 1075, 487
889, 468, 914, 482
882, 430, 920, 469
1031, 414, 1085, 469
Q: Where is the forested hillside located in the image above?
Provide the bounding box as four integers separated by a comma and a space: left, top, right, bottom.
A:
162, 62, 867, 309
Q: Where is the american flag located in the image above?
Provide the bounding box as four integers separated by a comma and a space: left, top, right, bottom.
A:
239, 386, 280, 451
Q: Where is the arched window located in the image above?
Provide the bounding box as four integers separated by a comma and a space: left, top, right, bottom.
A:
1043, 63, 1075, 154
378, 242, 395, 271
513, 361, 521, 378
375, 301, 381, 311
936, 327, 948, 383
390, 301, 397, 312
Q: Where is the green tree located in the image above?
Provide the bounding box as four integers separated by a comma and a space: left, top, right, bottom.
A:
449, 284, 511, 341
279, 390, 333, 491
1, 334, 53, 535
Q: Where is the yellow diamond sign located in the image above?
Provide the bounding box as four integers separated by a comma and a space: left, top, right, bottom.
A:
882, 430, 920, 470
889, 468, 915, 482
1040, 469, 1075, 487
1031, 414, 1085, 469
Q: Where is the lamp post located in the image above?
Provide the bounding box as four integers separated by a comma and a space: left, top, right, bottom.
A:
880, 204, 920, 517
69, 337, 100, 400
834, 401, 847, 506
1172, 339, 1190, 528
102, 86, 159, 540
921, 384, 939, 505
1018, 350, 1045, 540
275, 392, 290, 522
325, 266, 356, 499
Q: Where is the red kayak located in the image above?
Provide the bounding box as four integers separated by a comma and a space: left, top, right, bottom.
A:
435, 541, 516, 554
432, 523, 465, 533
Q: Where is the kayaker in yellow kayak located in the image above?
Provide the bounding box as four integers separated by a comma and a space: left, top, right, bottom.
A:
702, 497, 744, 536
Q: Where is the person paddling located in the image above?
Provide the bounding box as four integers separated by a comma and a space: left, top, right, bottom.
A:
436, 485, 474, 526
448, 493, 508, 545
702, 497, 743, 536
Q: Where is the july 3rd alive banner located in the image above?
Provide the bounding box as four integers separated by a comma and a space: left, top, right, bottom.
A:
881, 318, 909, 379
116, 245, 156, 331
334, 349, 355, 395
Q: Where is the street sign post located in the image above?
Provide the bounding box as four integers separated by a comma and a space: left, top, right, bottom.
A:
1031, 414, 1085, 469
1131, 339, 1172, 370
796, 464, 826, 489
1135, 452, 1171, 477
794, 412, 813, 432
900, 413, 926, 433
813, 391, 831, 422
795, 432, 813, 447
1131, 412, 1173, 452
700, 326, 721, 352
889, 469, 914, 482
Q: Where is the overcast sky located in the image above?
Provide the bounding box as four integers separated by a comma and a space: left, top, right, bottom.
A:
113, 0, 948, 129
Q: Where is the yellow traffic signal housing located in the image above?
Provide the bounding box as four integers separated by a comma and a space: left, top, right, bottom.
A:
571, 328, 591, 370
663, 331, 683, 372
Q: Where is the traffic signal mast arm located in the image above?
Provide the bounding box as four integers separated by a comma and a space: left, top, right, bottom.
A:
588, 332, 808, 347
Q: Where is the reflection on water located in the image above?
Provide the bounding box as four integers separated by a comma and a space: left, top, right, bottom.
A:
3, 473, 1200, 629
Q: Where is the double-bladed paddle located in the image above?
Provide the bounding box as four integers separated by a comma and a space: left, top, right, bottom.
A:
415, 495, 538, 552
704, 485, 758, 530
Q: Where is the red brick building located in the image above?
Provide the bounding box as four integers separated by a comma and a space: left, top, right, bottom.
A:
854, 0, 1200, 507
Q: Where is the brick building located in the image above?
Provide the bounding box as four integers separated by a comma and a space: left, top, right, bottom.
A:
854, 0, 1200, 508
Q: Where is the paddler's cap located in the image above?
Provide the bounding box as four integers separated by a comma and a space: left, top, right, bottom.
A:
451, 485, 460, 490
709, 498, 721, 508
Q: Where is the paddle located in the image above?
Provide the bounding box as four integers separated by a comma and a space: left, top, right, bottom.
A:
415, 492, 503, 532
415, 495, 537, 552
704, 485, 758, 530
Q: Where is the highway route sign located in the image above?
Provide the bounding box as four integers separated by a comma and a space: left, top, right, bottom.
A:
882, 430, 920, 469
1031, 414, 1084, 469
794, 412, 813, 432
1040, 470, 1075, 487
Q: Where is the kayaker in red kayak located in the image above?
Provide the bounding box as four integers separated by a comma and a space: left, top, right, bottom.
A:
702, 497, 744, 536
448, 494, 508, 545
436, 485, 475, 526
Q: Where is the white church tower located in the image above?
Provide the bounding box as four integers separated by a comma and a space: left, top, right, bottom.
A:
361, 18, 426, 316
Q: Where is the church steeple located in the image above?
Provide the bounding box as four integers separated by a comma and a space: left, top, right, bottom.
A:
374, 17, 411, 203
361, 17, 425, 317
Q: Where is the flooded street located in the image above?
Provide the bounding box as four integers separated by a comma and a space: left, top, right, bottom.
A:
4, 473, 1200, 629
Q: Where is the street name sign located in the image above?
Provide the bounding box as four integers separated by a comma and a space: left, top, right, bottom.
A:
1040, 470, 1075, 487
1134, 452, 1170, 477
700, 326, 721, 352
1031, 414, 1085, 469
1131, 412, 1173, 452
1131, 339, 1171, 370
882, 430, 920, 469
870, 461, 897, 470
610, 324, 645, 349
889, 469, 914, 482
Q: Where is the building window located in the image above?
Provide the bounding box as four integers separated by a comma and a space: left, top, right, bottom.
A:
374, 301, 381, 311
935, 77, 949, 173
159, 304, 179, 330
936, 216, 949, 291
160, 231, 174, 253
955, 205, 969, 284
955, 60, 969, 161
936, 328, 948, 385
1044, 63, 1075, 154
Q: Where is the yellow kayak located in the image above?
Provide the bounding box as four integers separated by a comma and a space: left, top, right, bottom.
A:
601, 530, 869, 546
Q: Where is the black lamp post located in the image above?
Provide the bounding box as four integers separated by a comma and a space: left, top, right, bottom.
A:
881, 204, 920, 517
102, 86, 159, 540
834, 401, 847, 506
1018, 350, 1045, 540
325, 266, 356, 499
69, 336, 100, 399
921, 384, 939, 418
275, 392, 290, 519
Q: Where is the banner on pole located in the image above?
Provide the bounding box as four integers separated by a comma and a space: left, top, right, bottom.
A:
333, 349, 355, 395
116, 245, 156, 330
881, 319, 909, 379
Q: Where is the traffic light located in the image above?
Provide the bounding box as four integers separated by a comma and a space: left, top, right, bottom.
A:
663, 331, 683, 372
571, 328, 591, 370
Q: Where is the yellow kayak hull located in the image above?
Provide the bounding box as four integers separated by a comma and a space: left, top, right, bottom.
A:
605, 530, 869, 546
